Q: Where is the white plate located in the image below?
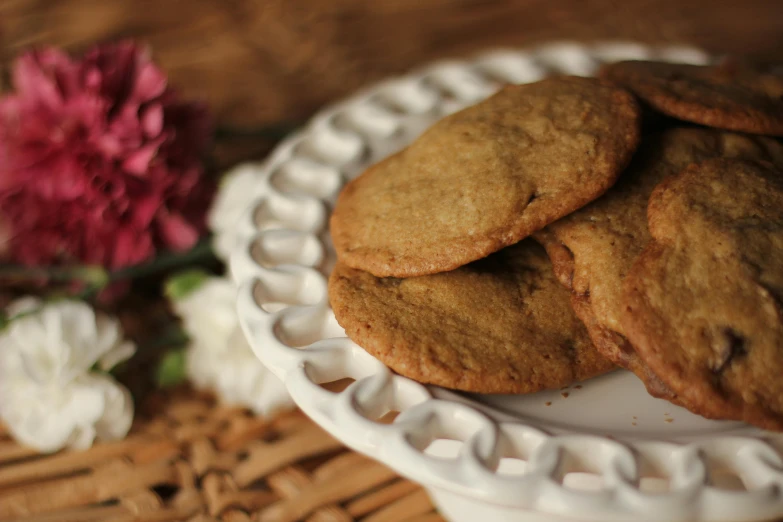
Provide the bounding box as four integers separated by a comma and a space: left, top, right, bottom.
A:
231, 42, 783, 522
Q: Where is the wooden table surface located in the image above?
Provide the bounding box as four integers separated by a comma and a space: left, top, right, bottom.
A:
3, 0, 783, 161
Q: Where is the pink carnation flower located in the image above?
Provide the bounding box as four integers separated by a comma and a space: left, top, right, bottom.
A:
0, 41, 214, 269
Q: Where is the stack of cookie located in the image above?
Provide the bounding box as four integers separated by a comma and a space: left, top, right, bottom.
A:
328, 61, 783, 431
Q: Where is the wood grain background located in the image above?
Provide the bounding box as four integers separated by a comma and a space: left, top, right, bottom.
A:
3, 0, 783, 161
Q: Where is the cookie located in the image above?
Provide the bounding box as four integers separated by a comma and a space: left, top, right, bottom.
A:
622, 159, 783, 430
536, 128, 783, 401
601, 60, 783, 136
331, 76, 641, 277
328, 240, 615, 394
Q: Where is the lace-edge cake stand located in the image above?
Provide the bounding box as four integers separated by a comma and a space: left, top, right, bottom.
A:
231, 41, 783, 522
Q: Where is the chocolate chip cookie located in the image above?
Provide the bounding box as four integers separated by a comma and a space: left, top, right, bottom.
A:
331, 76, 641, 278
329, 240, 615, 394
601, 60, 783, 136
622, 158, 783, 430
536, 128, 783, 402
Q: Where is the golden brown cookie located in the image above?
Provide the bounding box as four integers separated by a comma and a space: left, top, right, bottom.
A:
622, 159, 783, 430
535, 128, 783, 402
328, 240, 615, 394
331, 76, 641, 278
601, 60, 783, 136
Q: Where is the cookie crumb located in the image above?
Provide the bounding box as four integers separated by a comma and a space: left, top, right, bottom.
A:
632, 422, 637, 426
561, 392, 570, 398
575, 385, 583, 389
632, 416, 637, 419
665, 418, 674, 423
545, 401, 552, 406
560, 386, 569, 390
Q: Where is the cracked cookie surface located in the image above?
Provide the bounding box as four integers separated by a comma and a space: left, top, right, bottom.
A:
330, 76, 641, 277
536, 128, 783, 402
601, 60, 783, 136
328, 240, 614, 394
621, 158, 783, 430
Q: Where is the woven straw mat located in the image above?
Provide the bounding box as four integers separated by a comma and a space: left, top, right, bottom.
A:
0, 387, 444, 522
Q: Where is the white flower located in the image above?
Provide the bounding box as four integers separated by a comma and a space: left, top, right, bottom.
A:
208, 164, 263, 261
0, 298, 135, 453
171, 276, 294, 417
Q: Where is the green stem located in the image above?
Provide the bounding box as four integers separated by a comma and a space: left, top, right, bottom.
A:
0, 240, 216, 287
0, 240, 217, 327
108, 240, 216, 283
0, 264, 105, 284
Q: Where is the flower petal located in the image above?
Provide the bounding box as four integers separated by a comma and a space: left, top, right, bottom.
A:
98, 340, 136, 371
158, 212, 199, 251
134, 62, 168, 101
83, 374, 134, 442
1, 381, 104, 453
173, 278, 294, 417
92, 312, 122, 358
122, 143, 159, 175
13, 51, 69, 111
0, 298, 135, 452
208, 165, 264, 261
6, 296, 42, 316
0, 43, 212, 270
141, 103, 164, 138
109, 228, 154, 269
132, 194, 163, 228
56, 301, 101, 371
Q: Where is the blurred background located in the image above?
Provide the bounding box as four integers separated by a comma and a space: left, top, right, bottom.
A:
3, 0, 783, 163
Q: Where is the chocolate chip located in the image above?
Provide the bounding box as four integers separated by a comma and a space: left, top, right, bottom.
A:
711, 327, 748, 374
